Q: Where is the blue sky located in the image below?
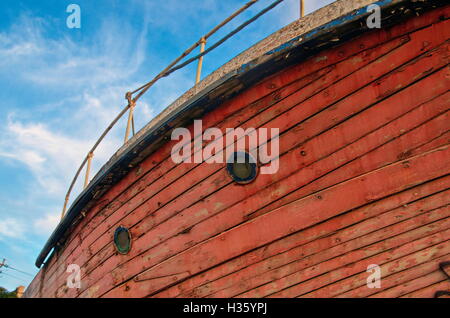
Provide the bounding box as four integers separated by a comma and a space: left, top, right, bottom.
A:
0, 0, 334, 291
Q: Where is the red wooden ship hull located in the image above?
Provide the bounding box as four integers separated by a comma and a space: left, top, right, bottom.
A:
25, 0, 450, 298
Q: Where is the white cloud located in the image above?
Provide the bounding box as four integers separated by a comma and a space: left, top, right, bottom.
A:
0, 13, 147, 89
33, 213, 60, 236
0, 118, 121, 196
0, 218, 25, 239
0, 12, 154, 199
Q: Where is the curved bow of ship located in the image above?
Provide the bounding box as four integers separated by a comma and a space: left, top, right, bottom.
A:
25, 0, 450, 298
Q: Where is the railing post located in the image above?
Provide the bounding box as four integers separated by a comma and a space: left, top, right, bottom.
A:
124, 92, 136, 143
195, 37, 207, 84
61, 194, 69, 219
84, 152, 94, 189
300, 0, 305, 18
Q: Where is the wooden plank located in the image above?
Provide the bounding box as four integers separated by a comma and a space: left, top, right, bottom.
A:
218, 207, 450, 298
43, 46, 333, 293
98, 145, 450, 298
266, 229, 450, 298
79, 19, 442, 253
154, 176, 450, 298
251, 92, 450, 219
146, 79, 450, 298
43, 32, 327, 281
410, 130, 450, 155
61, 0, 430, 260
400, 279, 450, 298
86, 64, 448, 298
58, 32, 383, 281
182, 191, 450, 298
50, 39, 450, 298
371, 270, 448, 298
51, 90, 450, 297
57, 26, 419, 298
440, 261, 450, 278
100, 31, 448, 268
90, 3, 445, 223
332, 253, 450, 298
44, 11, 450, 298
22, 269, 43, 298
89, 33, 408, 247
71, 15, 446, 276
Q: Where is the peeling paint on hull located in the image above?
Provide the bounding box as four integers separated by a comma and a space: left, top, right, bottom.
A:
25, 1, 450, 298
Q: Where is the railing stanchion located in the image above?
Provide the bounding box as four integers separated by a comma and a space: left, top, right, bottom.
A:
124, 92, 136, 143
84, 152, 94, 189
300, 0, 305, 18
195, 37, 207, 84
61, 194, 69, 219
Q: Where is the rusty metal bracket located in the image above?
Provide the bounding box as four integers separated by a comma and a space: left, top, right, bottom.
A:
434, 261, 450, 298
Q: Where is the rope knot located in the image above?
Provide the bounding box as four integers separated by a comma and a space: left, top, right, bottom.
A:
125, 92, 135, 108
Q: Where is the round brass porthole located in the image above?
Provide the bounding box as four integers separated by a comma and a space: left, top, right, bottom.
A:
114, 226, 131, 254
226, 151, 258, 184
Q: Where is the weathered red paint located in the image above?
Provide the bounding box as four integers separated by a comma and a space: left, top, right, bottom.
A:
25, 5, 450, 298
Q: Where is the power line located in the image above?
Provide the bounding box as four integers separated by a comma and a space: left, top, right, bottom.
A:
0, 258, 34, 277
0, 270, 28, 283
5, 265, 34, 277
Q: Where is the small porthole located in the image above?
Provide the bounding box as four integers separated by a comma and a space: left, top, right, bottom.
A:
226, 151, 258, 184
114, 226, 131, 254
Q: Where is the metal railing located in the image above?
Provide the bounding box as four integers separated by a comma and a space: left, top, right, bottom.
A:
60, 0, 307, 220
